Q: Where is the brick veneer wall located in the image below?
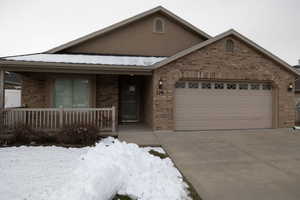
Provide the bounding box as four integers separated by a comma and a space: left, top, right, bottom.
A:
152, 35, 296, 130
21, 74, 48, 108
295, 92, 300, 123
96, 75, 119, 123
143, 76, 154, 129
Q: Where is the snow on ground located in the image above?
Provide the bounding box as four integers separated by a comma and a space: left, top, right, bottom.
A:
0, 146, 89, 200
4, 54, 167, 66
0, 138, 190, 200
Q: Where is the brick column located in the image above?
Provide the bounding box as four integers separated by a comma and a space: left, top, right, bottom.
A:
0, 70, 4, 134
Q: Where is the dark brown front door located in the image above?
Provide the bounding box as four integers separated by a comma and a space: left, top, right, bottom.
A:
120, 77, 140, 122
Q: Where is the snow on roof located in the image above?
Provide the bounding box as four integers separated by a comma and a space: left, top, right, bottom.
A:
3, 54, 167, 66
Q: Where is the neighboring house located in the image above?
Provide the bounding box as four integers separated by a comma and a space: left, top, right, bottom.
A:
294, 60, 300, 124
5, 72, 21, 89
0, 6, 299, 131
4, 72, 21, 108
5, 89, 21, 108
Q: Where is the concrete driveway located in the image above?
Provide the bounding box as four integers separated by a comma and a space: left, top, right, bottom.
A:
155, 129, 300, 200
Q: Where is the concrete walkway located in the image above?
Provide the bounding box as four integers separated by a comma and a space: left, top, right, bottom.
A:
119, 129, 300, 200
118, 124, 161, 146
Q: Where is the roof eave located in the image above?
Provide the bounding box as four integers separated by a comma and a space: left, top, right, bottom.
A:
0, 60, 153, 75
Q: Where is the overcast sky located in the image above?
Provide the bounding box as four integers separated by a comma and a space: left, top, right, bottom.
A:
0, 0, 299, 65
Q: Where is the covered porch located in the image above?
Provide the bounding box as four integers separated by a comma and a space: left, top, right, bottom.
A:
0, 54, 162, 132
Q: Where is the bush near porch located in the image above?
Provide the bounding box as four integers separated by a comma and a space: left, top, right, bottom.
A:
0, 123, 102, 146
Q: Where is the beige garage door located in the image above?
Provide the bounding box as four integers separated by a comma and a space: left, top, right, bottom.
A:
174, 82, 273, 130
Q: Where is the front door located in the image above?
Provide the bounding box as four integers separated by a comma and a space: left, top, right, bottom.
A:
120, 77, 139, 122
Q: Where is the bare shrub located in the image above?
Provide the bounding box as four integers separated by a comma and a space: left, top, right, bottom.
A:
0, 109, 7, 135
13, 123, 38, 144
58, 123, 99, 146
11, 123, 56, 144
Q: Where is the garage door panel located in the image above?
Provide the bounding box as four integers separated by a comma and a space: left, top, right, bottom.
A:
175, 114, 270, 119
175, 102, 271, 108
175, 96, 272, 103
175, 119, 272, 130
174, 82, 272, 130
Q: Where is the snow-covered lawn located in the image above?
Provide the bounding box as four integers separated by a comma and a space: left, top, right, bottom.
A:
0, 138, 191, 200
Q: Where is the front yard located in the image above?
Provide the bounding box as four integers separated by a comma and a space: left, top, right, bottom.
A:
0, 137, 199, 200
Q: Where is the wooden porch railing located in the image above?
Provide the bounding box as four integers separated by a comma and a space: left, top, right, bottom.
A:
3, 107, 116, 132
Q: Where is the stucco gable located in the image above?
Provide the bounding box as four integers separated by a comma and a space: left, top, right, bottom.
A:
46, 6, 210, 57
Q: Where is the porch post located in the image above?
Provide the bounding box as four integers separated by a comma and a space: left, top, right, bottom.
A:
112, 106, 116, 132
0, 70, 4, 134
0, 70, 4, 109
59, 107, 64, 129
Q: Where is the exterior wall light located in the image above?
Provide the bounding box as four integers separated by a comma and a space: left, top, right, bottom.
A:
158, 79, 163, 89
158, 79, 164, 95
288, 83, 293, 92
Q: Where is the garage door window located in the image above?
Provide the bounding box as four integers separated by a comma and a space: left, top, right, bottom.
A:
227, 83, 237, 90
202, 83, 211, 89
175, 82, 186, 88
251, 83, 260, 90
262, 84, 272, 90
215, 83, 224, 89
188, 82, 199, 88
239, 83, 248, 90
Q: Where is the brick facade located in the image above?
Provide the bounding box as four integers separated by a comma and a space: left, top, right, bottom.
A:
21, 74, 48, 108
20, 36, 296, 131
152, 36, 296, 130
21, 74, 120, 110
295, 93, 300, 123
142, 76, 154, 128
95, 75, 119, 123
